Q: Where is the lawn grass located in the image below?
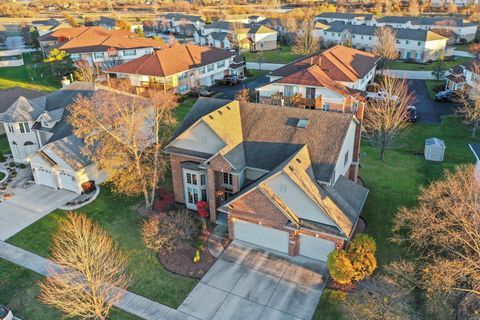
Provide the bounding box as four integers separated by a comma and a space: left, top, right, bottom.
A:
0, 258, 142, 320
313, 116, 480, 319
454, 43, 474, 51
7, 187, 198, 308
241, 45, 304, 64
425, 80, 446, 99
174, 97, 196, 126
0, 134, 11, 154
387, 56, 472, 71
0, 52, 61, 92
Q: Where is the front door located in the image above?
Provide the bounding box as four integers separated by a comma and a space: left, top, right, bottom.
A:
183, 169, 208, 211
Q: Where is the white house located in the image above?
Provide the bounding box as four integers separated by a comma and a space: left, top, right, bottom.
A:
445, 59, 479, 97
315, 12, 374, 25
157, 13, 205, 34
106, 44, 241, 92
322, 23, 449, 62
0, 82, 134, 194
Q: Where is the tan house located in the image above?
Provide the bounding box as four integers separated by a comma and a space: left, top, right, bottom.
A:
164, 98, 368, 262
237, 25, 278, 51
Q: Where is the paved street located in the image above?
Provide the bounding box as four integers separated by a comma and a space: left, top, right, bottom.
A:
179, 241, 328, 320
407, 80, 457, 124
0, 185, 77, 240
211, 74, 270, 100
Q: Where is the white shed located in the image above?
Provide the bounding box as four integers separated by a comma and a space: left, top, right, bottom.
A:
425, 138, 446, 162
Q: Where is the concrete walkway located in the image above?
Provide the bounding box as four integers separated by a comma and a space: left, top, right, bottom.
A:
0, 241, 197, 320
383, 69, 437, 80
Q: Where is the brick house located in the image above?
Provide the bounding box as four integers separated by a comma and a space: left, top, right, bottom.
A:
164, 98, 368, 261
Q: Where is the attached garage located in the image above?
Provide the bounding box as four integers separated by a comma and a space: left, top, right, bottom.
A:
233, 220, 289, 253
58, 171, 79, 193
299, 234, 336, 261
34, 168, 57, 189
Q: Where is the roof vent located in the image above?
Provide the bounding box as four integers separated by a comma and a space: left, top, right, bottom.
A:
296, 158, 302, 164
296, 119, 309, 128
226, 106, 231, 110
218, 110, 223, 115
209, 115, 214, 119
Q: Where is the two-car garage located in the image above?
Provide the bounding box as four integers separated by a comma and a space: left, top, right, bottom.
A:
33, 167, 80, 193
232, 219, 337, 261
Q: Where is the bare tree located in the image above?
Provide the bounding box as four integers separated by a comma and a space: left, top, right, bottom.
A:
39, 213, 130, 320
409, 0, 421, 16
393, 164, 480, 315
73, 60, 101, 83
68, 89, 176, 209
373, 26, 399, 74
363, 76, 414, 160
292, 20, 320, 55
456, 61, 480, 137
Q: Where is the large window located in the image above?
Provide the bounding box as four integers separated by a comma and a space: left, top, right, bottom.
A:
216, 60, 225, 68
19, 122, 30, 134
178, 72, 188, 81
123, 49, 137, 57
223, 172, 233, 186
305, 87, 316, 99
178, 84, 189, 93
284, 85, 294, 97
207, 64, 214, 72
198, 66, 205, 74
94, 52, 105, 59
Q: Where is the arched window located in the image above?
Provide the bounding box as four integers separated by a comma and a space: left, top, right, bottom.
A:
11, 141, 19, 158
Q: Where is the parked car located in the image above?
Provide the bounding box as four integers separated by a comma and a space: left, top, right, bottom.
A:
0, 306, 13, 320
223, 75, 241, 86
406, 106, 417, 122
435, 90, 457, 102
199, 87, 214, 97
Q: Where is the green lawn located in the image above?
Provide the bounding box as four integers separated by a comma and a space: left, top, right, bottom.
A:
387, 56, 472, 71
7, 187, 198, 308
174, 97, 196, 126
0, 52, 61, 92
0, 258, 142, 320
425, 80, 446, 99
314, 116, 480, 319
241, 45, 304, 64
0, 134, 11, 154
454, 43, 474, 51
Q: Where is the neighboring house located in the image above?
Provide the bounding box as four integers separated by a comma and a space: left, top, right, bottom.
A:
0, 87, 45, 134
445, 59, 480, 97
97, 16, 143, 33
374, 16, 478, 44
196, 21, 277, 51
315, 12, 374, 25
31, 18, 64, 36
431, 0, 479, 8
265, 45, 379, 91
207, 32, 231, 49
157, 13, 205, 34
322, 23, 448, 62
38, 27, 166, 67
106, 44, 241, 92
0, 82, 127, 193
164, 98, 369, 262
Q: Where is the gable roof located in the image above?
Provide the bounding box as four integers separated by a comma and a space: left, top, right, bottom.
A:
248, 24, 276, 34
315, 12, 373, 21
45, 27, 166, 53
106, 44, 236, 77
0, 87, 45, 114
166, 98, 354, 182
42, 134, 90, 170
270, 45, 379, 82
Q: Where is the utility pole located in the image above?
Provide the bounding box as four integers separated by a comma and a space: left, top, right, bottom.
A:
107, 0, 114, 13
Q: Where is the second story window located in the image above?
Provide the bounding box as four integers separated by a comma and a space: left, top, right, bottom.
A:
207, 64, 214, 72
223, 172, 233, 186
284, 85, 294, 97
216, 60, 225, 68
7, 124, 14, 134
19, 122, 30, 134
123, 49, 137, 57
94, 52, 105, 59
198, 66, 205, 74
417, 41, 422, 46
178, 72, 188, 81
305, 87, 316, 99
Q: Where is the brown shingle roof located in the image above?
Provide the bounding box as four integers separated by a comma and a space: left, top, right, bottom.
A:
106, 44, 236, 77
270, 45, 379, 82
0, 87, 45, 113
46, 27, 166, 53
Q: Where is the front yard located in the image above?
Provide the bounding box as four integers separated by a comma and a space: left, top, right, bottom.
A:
0, 52, 61, 92
0, 258, 142, 320
387, 56, 472, 71
314, 116, 480, 319
241, 45, 304, 64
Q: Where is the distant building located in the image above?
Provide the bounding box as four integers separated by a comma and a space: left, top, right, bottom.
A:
322, 23, 449, 63
97, 16, 144, 33
445, 59, 480, 98
38, 27, 166, 68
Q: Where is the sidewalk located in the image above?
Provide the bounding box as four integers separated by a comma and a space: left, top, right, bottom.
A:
0, 241, 198, 320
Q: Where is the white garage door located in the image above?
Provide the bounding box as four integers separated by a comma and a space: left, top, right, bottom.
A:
233, 220, 289, 253
299, 234, 336, 261
35, 168, 57, 189
58, 172, 78, 193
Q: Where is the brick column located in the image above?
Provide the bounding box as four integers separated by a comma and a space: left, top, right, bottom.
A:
207, 168, 217, 223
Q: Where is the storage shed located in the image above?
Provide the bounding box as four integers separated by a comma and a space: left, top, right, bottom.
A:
425, 138, 446, 162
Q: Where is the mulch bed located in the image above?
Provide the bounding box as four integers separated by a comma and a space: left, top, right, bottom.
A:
157, 241, 216, 279
327, 279, 357, 292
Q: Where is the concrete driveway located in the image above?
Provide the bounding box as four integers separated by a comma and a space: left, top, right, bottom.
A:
179, 241, 328, 320
408, 79, 457, 124
0, 185, 77, 240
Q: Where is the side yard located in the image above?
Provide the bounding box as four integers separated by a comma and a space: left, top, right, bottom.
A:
0, 52, 61, 92
241, 45, 303, 64
314, 116, 480, 319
